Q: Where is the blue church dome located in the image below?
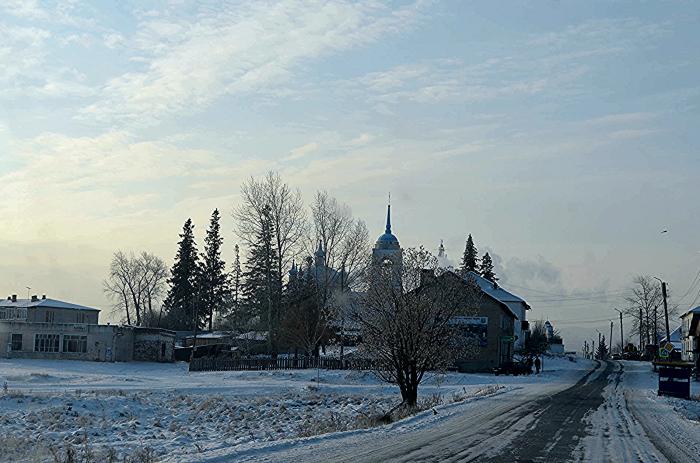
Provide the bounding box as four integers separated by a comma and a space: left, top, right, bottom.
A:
375, 204, 400, 250
377, 232, 399, 243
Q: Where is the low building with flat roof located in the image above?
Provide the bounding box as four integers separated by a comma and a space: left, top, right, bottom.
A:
0, 294, 175, 362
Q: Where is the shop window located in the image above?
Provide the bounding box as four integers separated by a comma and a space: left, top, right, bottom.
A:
34, 334, 59, 352
63, 335, 88, 353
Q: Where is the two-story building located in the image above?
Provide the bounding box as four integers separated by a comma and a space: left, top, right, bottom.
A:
0, 294, 175, 362
681, 306, 700, 362
417, 270, 519, 372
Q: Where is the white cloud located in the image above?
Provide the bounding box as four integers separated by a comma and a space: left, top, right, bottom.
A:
81, 1, 428, 125
285, 142, 320, 161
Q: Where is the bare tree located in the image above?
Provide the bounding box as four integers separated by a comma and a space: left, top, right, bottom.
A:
137, 252, 168, 326
308, 190, 371, 293
104, 251, 167, 327
623, 275, 665, 347
355, 246, 481, 406
233, 171, 306, 284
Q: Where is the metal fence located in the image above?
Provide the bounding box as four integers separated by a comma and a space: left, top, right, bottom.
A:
189, 356, 377, 372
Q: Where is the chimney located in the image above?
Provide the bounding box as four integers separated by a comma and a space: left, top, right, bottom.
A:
42, 294, 46, 300
6, 296, 10, 301
31, 295, 38, 302
11, 294, 17, 302
493, 281, 498, 290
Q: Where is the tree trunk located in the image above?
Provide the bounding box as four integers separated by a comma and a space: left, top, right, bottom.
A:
400, 383, 418, 407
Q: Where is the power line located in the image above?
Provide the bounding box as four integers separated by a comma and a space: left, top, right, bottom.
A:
675, 267, 700, 304
504, 282, 627, 299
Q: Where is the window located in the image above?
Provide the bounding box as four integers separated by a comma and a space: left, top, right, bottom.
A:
77, 312, 86, 323
44, 311, 54, 323
0, 308, 27, 320
63, 335, 87, 353
11, 334, 22, 351
34, 334, 60, 352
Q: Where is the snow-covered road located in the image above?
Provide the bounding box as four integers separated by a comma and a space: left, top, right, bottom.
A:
2, 358, 697, 462
205, 361, 699, 463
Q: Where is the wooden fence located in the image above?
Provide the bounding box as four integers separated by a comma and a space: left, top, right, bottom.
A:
189, 356, 377, 372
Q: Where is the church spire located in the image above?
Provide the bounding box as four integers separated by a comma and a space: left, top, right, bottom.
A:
385, 193, 392, 234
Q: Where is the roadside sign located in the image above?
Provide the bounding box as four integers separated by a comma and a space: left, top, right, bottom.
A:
501, 336, 515, 342
659, 349, 669, 358
662, 342, 674, 353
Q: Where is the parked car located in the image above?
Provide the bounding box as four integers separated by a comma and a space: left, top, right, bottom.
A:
611, 353, 622, 360
493, 361, 531, 376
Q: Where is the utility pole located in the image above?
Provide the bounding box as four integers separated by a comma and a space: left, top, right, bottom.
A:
639, 307, 643, 352
654, 305, 659, 345
653, 277, 671, 344
661, 281, 670, 343
610, 320, 614, 355
615, 308, 624, 353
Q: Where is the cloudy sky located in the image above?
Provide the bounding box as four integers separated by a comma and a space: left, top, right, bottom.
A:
1, 0, 698, 349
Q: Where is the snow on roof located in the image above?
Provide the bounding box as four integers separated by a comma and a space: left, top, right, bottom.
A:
235, 331, 268, 341
683, 306, 700, 316
186, 332, 234, 339
465, 271, 530, 307
0, 298, 100, 312
660, 325, 682, 343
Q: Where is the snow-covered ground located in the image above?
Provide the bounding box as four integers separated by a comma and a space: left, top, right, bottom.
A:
0, 359, 582, 461
577, 360, 700, 462
0, 356, 588, 462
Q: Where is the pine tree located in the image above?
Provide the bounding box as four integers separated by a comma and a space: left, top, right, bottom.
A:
460, 234, 479, 275
479, 252, 497, 282
241, 205, 281, 351
596, 336, 608, 360
163, 219, 201, 330
198, 209, 230, 331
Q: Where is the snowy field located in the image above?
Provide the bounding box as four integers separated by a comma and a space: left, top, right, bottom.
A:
2, 356, 596, 462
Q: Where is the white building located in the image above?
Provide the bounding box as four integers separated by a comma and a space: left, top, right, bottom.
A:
0, 294, 174, 362
681, 306, 700, 362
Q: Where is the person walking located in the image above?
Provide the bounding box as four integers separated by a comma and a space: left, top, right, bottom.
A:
534, 356, 541, 375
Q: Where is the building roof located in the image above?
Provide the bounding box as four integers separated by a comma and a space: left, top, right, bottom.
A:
0, 297, 100, 312
465, 271, 530, 309
660, 325, 682, 343
427, 271, 518, 320
682, 306, 700, 317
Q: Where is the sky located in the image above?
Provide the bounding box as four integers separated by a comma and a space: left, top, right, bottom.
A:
1, 0, 699, 350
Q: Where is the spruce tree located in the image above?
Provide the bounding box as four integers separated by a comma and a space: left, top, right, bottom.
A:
231, 244, 242, 308
241, 205, 281, 351
198, 209, 230, 331
460, 234, 479, 275
163, 219, 201, 330
596, 336, 608, 360
479, 252, 497, 282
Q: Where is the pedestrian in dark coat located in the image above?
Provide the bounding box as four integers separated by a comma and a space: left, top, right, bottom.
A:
534, 356, 541, 374
526, 356, 534, 375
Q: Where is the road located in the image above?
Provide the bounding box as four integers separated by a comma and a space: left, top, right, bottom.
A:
228, 361, 696, 463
